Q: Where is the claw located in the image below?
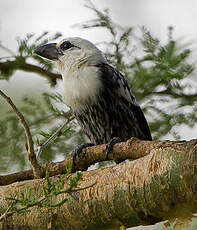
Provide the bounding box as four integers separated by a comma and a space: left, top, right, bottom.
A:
72, 143, 94, 165
106, 137, 122, 160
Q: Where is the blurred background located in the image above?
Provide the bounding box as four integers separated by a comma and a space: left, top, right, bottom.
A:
0, 0, 197, 99
1, 0, 197, 136
0, 1, 197, 229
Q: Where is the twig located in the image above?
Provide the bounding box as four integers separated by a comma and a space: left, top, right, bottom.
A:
0, 56, 15, 60
0, 44, 15, 56
0, 89, 43, 178
36, 115, 74, 160
0, 203, 13, 221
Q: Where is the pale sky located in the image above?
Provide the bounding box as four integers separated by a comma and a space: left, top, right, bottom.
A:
1, 0, 197, 48
0, 0, 197, 140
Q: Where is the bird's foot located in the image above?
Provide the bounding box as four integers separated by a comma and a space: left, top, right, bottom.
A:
72, 143, 94, 166
106, 137, 122, 161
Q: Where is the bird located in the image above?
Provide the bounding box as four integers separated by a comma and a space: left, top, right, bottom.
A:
34, 37, 152, 162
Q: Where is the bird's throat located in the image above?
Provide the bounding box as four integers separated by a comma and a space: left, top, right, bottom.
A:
62, 65, 102, 111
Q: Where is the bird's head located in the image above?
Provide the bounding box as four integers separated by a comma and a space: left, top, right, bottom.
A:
34, 37, 106, 73
35, 37, 106, 109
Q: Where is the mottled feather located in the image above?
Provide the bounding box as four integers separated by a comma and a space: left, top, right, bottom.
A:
74, 63, 152, 144
34, 37, 152, 147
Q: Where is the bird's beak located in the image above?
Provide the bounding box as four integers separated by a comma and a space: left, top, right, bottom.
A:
34, 43, 63, 60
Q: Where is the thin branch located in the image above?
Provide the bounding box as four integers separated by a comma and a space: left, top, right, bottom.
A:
0, 56, 15, 60
0, 89, 43, 178
19, 62, 62, 84
151, 89, 197, 99
0, 61, 61, 86
0, 203, 14, 221
0, 44, 15, 55
36, 115, 74, 160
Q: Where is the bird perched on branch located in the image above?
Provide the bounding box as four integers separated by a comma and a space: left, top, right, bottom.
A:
35, 37, 152, 162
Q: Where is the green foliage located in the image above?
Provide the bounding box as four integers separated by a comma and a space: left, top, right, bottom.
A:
0, 2, 197, 173
17, 32, 62, 70
0, 169, 93, 220
0, 32, 62, 85
77, 2, 197, 140
0, 93, 86, 173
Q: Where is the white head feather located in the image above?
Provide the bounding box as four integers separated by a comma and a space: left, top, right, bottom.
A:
55, 37, 107, 111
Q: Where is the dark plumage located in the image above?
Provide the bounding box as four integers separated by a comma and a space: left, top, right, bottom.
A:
74, 63, 152, 145
34, 37, 152, 161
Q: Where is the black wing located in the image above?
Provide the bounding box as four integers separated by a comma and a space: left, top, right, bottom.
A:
95, 63, 152, 141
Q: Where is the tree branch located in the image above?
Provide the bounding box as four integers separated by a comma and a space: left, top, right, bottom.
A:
0, 138, 195, 186
0, 138, 149, 186
0, 138, 197, 229
0, 60, 61, 85
0, 89, 43, 178
151, 89, 197, 100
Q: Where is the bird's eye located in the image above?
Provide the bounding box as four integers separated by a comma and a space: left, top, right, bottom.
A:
60, 41, 74, 51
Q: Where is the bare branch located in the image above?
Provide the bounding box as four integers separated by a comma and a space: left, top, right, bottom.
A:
0, 138, 194, 186
0, 138, 197, 229
36, 114, 74, 160
0, 61, 61, 86
0, 44, 15, 56
0, 203, 14, 221
0, 89, 43, 178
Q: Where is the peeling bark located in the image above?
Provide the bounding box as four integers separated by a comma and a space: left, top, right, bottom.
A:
1, 138, 193, 186
0, 138, 197, 229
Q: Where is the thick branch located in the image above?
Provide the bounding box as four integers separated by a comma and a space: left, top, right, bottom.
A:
0, 138, 197, 229
0, 138, 158, 185
0, 138, 195, 186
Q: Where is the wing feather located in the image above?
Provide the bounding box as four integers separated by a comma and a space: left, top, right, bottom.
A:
95, 63, 152, 141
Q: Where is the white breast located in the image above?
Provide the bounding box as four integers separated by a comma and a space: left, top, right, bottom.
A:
61, 65, 102, 111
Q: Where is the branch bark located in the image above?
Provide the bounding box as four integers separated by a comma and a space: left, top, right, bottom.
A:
0, 60, 61, 85
0, 89, 43, 179
0, 138, 197, 229
0, 138, 184, 186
